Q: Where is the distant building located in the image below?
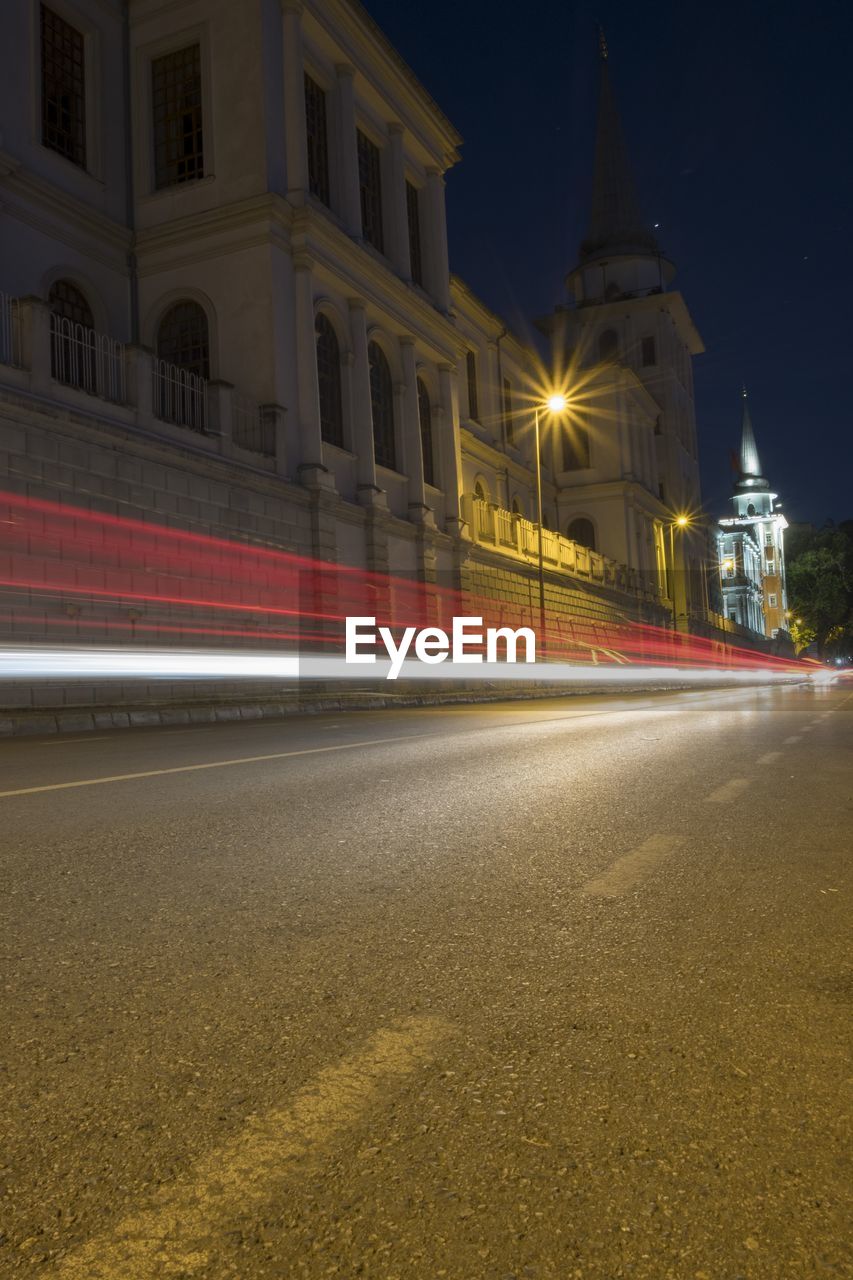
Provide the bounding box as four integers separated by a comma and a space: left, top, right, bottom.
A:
717, 390, 789, 637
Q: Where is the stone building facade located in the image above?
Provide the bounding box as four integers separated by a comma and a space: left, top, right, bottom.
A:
0, 0, 753, 688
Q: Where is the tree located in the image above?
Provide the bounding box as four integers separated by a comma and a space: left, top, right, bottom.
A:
786, 521, 853, 659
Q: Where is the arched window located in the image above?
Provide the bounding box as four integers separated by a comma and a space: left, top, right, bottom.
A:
568, 517, 596, 551
417, 377, 434, 487
157, 300, 209, 378
368, 341, 395, 470
316, 314, 343, 448
474, 480, 487, 502
598, 329, 618, 361
49, 280, 94, 329
49, 279, 95, 389
511, 497, 522, 516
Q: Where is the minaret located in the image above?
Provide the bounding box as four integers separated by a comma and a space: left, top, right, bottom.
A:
720, 388, 789, 637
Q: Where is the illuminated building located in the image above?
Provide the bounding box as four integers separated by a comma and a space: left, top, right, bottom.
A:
717, 389, 789, 637
543, 34, 707, 628
0, 1, 766, 665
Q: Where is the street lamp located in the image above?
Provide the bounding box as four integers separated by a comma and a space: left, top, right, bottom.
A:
668, 514, 691, 631
534, 393, 568, 659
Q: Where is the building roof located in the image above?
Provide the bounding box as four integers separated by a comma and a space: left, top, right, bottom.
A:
578, 34, 662, 266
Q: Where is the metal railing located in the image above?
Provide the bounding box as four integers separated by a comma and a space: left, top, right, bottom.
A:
153, 359, 207, 432
50, 314, 126, 402
0, 291, 21, 368
232, 391, 274, 456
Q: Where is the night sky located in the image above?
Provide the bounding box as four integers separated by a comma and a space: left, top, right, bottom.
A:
362, 0, 851, 527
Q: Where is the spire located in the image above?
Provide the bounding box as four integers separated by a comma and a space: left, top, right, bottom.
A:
736, 387, 769, 492
578, 33, 661, 266
739, 387, 763, 477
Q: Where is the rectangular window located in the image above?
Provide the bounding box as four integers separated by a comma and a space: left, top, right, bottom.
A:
357, 129, 384, 252
502, 377, 514, 445
152, 44, 204, 190
304, 74, 330, 205
466, 350, 479, 421
641, 335, 656, 367
768, 593, 778, 607
41, 5, 86, 168
406, 181, 423, 285
765, 527, 774, 545
562, 425, 591, 471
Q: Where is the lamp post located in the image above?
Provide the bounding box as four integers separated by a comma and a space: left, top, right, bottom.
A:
668, 514, 690, 631
533, 394, 568, 660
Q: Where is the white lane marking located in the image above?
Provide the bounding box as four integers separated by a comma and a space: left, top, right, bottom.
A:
783, 735, 801, 745
582, 834, 682, 898
757, 751, 781, 765
49, 1016, 450, 1280
0, 735, 421, 799
705, 778, 750, 803
801, 725, 814, 733
38, 736, 111, 745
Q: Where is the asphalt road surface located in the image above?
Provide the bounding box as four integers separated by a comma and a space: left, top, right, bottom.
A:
1, 681, 851, 1280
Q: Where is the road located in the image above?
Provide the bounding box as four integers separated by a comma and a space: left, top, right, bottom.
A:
1, 681, 851, 1279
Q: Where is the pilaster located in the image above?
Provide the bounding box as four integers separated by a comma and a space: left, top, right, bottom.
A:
282, 2, 309, 199
335, 64, 361, 233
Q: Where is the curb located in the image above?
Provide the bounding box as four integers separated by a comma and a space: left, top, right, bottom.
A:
0, 682, 696, 738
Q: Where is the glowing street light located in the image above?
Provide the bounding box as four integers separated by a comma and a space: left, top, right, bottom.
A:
668, 513, 693, 631
533, 392, 570, 657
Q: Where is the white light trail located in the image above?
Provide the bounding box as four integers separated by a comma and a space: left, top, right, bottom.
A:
0, 646, 813, 687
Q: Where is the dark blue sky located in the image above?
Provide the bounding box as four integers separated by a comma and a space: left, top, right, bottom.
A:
362, 0, 852, 525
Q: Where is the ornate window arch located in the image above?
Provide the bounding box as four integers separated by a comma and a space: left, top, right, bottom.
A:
417, 376, 434, 487
156, 300, 210, 378
368, 340, 395, 470
315, 312, 344, 448
568, 516, 596, 551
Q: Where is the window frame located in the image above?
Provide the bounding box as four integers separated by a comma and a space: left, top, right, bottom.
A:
304, 71, 330, 206
315, 311, 345, 449
406, 180, 423, 286
135, 24, 213, 200
417, 375, 435, 487
357, 127, 384, 253
466, 350, 479, 422
36, 0, 102, 179
368, 340, 396, 471
502, 376, 514, 446
151, 41, 205, 191
641, 335, 656, 367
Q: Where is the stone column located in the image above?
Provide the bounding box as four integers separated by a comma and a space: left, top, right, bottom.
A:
399, 336, 429, 521
282, 1, 309, 199
424, 168, 451, 310
386, 123, 411, 278
335, 64, 361, 234
124, 344, 154, 419
293, 254, 333, 488
207, 380, 234, 442
348, 298, 383, 505
438, 362, 466, 537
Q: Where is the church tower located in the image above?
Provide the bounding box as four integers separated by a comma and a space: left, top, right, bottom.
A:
718, 390, 789, 637
551, 34, 707, 628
